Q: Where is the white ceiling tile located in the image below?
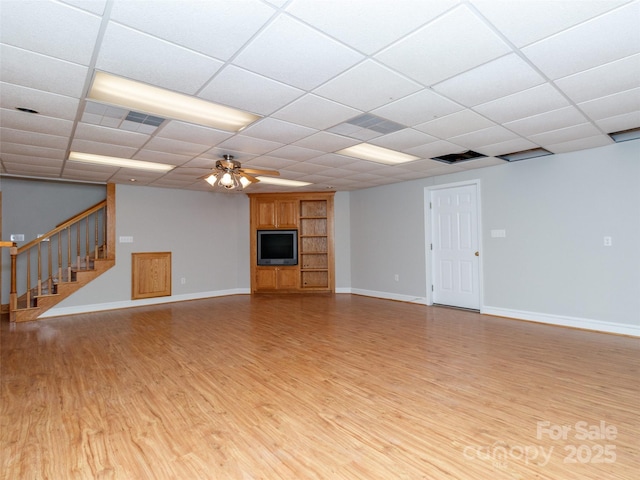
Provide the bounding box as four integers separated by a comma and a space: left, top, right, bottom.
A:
595, 111, 640, 134
272, 94, 361, 130
522, 2, 640, 79
199, 66, 303, 116
3, 159, 63, 175
474, 138, 539, 157
96, 23, 224, 94
376, 5, 511, 86
69, 139, 139, 158
555, 54, 640, 104
306, 153, 359, 168
372, 89, 463, 126
0, 83, 80, 121
215, 135, 283, 155
157, 121, 233, 146
293, 132, 359, 152
470, 0, 627, 47
415, 109, 495, 138
0, 45, 88, 98
457, 156, 506, 170
109, 0, 275, 60
370, 129, 438, 150
504, 106, 589, 137
133, 150, 192, 166
243, 156, 298, 170
59, 0, 108, 15
545, 134, 613, 154
241, 118, 316, 144
528, 123, 603, 146
63, 169, 113, 182
233, 15, 363, 90
0, 128, 68, 150
266, 145, 323, 161
314, 60, 422, 111
433, 54, 545, 107
0, 108, 74, 137
74, 123, 150, 148
281, 161, 328, 175
0, 0, 101, 65
579, 87, 640, 121
449, 125, 519, 149
405, 141, 467, 159
473, 83, 570, 124
0, 142, 65, 160
286, 0, 459, 55
143, 137, 210, 157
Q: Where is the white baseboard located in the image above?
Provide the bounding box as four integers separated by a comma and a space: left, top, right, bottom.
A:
39, 288, 251, 319
482, 306, 640, 337
350, 288, 427, 305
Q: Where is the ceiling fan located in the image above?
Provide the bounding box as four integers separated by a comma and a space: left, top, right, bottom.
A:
200, 154, 280, 190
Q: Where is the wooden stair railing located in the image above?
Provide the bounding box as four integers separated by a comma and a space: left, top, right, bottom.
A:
7, 184, 116, 322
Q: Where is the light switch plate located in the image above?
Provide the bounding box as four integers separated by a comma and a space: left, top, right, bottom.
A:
10, 234, 25, 242
491, 229, 506, 238
119, 236, 134, 243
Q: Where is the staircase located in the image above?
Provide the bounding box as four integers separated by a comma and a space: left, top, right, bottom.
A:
5, 184, 116, 322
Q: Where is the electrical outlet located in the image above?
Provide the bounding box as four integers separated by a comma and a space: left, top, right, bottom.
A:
180, 277, 186, 285
604, 236, 612, 247
394, 274, 399, 282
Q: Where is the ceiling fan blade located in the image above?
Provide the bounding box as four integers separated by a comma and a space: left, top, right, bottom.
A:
240, 168, 280, 176
239, 172, 259, 184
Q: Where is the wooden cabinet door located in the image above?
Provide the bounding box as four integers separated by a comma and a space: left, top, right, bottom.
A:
255, 200, 277, 229
255, 199, 298, 229
276, 200, 298, 229
255, 267, 277, 290
277, 268, 298, 289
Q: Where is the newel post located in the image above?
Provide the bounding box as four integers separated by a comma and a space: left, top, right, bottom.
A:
9, 244, 18, 314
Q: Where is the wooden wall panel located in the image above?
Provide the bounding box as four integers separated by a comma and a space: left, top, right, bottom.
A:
131, 252, 171, 300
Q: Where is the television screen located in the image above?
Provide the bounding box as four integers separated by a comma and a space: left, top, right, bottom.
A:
257, 230, 298, 265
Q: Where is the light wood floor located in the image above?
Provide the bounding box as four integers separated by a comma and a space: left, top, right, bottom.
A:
1, 294, 638, 479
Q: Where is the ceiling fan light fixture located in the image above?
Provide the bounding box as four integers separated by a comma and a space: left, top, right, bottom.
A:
89, 72, 261, 132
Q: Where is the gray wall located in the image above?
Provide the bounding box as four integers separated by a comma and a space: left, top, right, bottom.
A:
349, 141, 640, 327
55, 184, 250, 308
4, 140, 639, 332
334, 191, 352, 290
0, 177, 106, 304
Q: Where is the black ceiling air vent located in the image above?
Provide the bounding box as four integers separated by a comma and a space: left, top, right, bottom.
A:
608, 127, 640, 143
498, 147, 553, 162
432, 150, 486, 164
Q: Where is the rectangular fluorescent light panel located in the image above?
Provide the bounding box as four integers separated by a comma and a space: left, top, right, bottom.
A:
69, 152, 174, 172
498, 147, 553, 162
89, 72, 261, 132
256, 177, 311, 187
337, 143, 420, 165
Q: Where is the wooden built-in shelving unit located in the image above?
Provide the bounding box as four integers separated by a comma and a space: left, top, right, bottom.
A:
248, 192, 334, 293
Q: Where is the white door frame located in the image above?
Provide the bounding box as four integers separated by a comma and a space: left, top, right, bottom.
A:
424, 179, 484, 309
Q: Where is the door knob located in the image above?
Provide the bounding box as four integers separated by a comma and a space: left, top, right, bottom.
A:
475, 251, 479, 257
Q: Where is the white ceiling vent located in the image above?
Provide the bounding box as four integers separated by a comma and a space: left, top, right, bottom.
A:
81, 101, 166, 134
329, 113, 406, 141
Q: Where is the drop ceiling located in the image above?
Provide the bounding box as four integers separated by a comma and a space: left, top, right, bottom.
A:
1, 0, 639, 193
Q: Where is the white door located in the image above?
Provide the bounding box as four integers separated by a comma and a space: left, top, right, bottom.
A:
430, 184, 480, 310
